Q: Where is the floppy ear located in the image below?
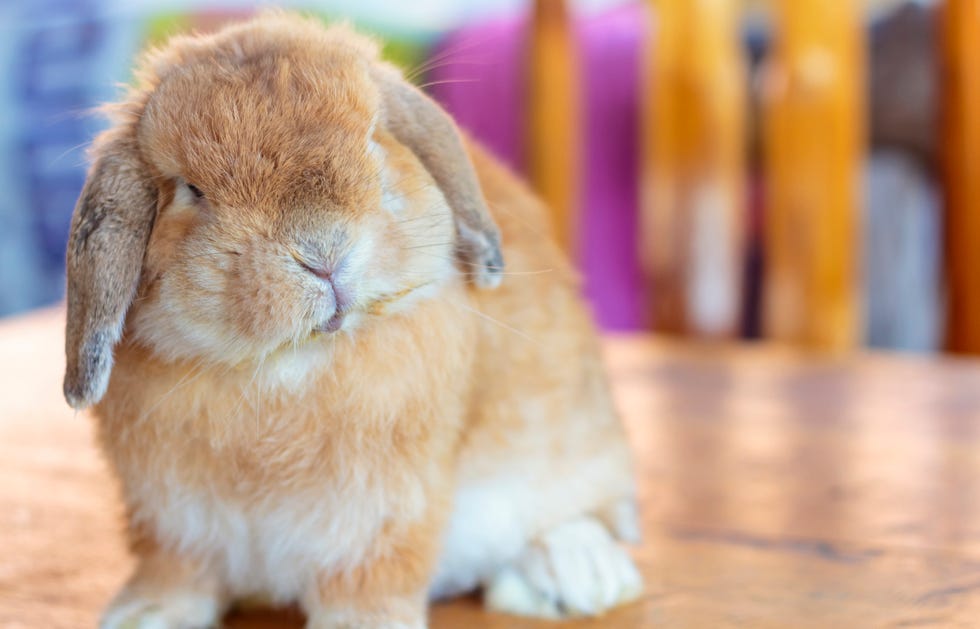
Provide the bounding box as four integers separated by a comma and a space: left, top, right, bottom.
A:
63, 130, 158, 409
373, 65, 504, 288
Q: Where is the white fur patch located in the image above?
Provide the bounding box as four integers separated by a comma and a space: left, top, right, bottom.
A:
131, 471, 426, 605
306, 609, 424, 629
429, 479, 532, 599
245, 341, 334, 394
430, 454, 636, 600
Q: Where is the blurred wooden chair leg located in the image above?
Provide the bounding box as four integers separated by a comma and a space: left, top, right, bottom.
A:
762, 1, 866, 351
942, 0, 980, 354
640, 0, 747, 337
527, 0, 581, 255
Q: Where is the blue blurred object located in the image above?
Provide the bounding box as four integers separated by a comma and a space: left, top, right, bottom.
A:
864, 150, 944, 352
0, 2, 133, 314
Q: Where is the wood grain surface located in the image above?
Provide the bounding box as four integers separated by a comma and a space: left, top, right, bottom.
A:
2, 307, 979, 628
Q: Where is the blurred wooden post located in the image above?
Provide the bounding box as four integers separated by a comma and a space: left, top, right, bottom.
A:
762, 1, 866, 351
527, 0, 581, 254
942, 0, 980, 353
640, 0, 746, 337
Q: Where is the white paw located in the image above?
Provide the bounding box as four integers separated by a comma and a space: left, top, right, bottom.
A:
305, 609, 426, 629
483, 517, 643, 619
599, 498, 643, 544
100, 593, 221, 629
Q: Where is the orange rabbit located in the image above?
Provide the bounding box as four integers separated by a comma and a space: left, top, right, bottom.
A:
63, 12, 640, 629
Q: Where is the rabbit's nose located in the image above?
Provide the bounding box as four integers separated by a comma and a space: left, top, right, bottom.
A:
293, 253, 352, 333
311, 275, 350, 334
313, 284, 348, 333
318, 308, 347, 333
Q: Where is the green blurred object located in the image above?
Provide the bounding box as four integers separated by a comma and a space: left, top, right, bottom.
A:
142, 12, 194, 49
142, 9, 429, 80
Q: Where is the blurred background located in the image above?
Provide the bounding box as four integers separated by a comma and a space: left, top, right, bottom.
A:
1, 0, 973, 354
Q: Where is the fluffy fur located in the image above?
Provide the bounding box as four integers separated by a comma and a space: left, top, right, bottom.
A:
63, 12, 639, 629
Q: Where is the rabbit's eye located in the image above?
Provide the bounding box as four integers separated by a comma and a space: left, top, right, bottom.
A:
186, 183, 205, 200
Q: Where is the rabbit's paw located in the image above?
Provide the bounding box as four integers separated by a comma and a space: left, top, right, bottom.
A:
483, 516, 642, 619
100, 592, 222, 629
305, 607, 426, 629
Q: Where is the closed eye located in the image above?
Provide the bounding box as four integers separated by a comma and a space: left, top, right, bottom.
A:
186, 182, 205, 200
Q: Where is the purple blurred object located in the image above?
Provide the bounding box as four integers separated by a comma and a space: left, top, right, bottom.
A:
429, 4, 649, 331
427, 16, 527, 172
576, 4, 648, 330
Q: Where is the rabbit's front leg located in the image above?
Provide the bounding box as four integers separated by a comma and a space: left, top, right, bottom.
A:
303, 516, 444, 629
101, 545, 228, 629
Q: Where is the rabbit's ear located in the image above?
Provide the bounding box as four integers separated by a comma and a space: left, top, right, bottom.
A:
63, 131, 157, 409
373, 65, 504, 288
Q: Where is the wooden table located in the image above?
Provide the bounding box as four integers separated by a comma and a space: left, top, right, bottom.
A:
2, 307, 979, 628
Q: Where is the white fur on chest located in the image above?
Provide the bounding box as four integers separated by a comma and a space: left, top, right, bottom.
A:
132, 471, 423, 603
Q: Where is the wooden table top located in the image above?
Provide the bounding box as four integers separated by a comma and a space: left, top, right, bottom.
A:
2, 307, 979, 628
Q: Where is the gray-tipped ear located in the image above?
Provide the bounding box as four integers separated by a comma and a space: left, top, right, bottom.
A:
373, 65, 504, 288
64, 131, 157, 409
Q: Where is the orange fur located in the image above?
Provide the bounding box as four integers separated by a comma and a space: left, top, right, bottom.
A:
64, 11, 637, 629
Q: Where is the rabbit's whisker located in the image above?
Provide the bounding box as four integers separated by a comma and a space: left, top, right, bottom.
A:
134, 358, 210, 424
403, 32, 498, 81
450, 299, 541, 346
403, 242, 457, 250
416, 78, 481, 90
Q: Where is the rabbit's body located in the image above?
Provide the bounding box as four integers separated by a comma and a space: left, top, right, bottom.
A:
431, 145, 638, 600
66, 13, 639, 629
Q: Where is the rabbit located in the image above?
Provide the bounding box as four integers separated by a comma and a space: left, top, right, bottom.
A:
63, 11, 641, 629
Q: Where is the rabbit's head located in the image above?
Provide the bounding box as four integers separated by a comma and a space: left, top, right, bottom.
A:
64, 13, 503, 408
